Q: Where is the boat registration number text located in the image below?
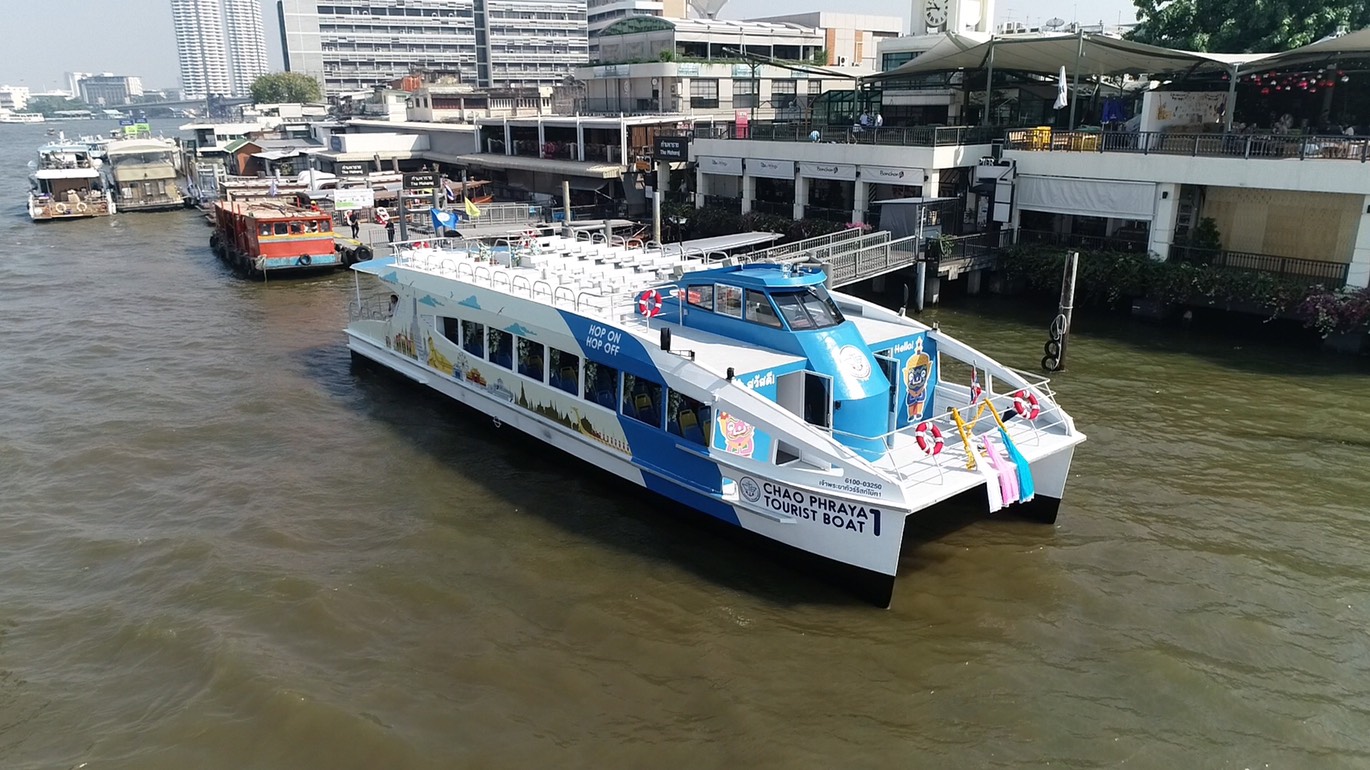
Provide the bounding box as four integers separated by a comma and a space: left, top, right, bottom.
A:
585, 324, 623, 356
740, 477, 881, 536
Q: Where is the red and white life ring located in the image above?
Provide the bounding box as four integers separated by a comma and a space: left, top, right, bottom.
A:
638, 289, 663, 318
915, 422, 944, 455
1012, 389, 1041, 420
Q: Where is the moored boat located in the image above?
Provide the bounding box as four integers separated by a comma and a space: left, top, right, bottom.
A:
210, 200, 343, 278
28, 140, 115, 221
344, 234, 1086, 606
104, 137, 185, 212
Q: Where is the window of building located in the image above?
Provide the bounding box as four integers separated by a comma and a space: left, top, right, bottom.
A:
622, 373, 663, 428
584, 361, 620, 410
745, 290, 783, 328
666, 390, 709, 445
517, 337, 545, 381
461, 320, 484, 357
715, 284, 743, 318
771, 79, 797, 108
690, 79, 719, 109
734, 79, 758, 109
549, 347, 579, 394
488, 328, 513, 368
686, 284, 713, 311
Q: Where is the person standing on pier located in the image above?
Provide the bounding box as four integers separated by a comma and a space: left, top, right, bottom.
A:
345, 209, 359, 239
377, 207, 395, 243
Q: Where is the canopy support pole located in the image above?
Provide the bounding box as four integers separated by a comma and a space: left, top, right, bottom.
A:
1224, 64, 1238, 131
982, 38, 996, 126
1068, 30, 1084, 130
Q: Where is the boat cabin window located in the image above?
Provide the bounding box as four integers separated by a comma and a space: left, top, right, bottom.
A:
584, 361, 620, 410
488, 328, 513, 369
686, 284, 714, 311
290, 222, 303, 234
259, 223, 271, 237
771, 286, 845, 330
745, 290, 783, 328
461, 320, 484, 357
273, 222, 289, 236
715, 284, 743, 318
622, 374, 663, 428
441, 316, 459, 342
549, 347, 580, 394
667, 390, 710, 446
318, 219, 332, 232
306, 221, 319, 233
517, 338, 545, 381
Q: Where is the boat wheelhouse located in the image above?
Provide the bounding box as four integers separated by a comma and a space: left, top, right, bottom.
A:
345, 233, 1085, 605
27, 141, 114, 221
210, 200, 343, 278
104, 137, 185, 212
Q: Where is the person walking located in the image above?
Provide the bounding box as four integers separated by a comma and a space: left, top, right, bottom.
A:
345, 209, 359, 239
376, 207, 395, 243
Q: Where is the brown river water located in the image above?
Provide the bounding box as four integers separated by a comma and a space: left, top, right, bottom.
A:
3, 121, 1370, 769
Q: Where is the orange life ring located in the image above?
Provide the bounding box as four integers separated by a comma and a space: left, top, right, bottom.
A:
1012, 389, 1041, 420
915, 422, 944, 455
637, 289, 663, 318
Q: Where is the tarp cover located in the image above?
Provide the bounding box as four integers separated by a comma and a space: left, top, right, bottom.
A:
1017, 176, 1157, 220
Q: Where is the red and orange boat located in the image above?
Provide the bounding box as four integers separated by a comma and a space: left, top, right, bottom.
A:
209, 200, 342, 278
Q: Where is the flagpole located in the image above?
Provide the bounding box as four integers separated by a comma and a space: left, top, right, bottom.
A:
1068, 29, 1084, 130
983, 37, 995, 127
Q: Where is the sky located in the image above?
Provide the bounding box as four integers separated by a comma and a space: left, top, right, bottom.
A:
2, 0, 1137, 91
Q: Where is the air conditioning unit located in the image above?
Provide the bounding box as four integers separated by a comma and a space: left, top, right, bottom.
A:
669, 83, 681, 95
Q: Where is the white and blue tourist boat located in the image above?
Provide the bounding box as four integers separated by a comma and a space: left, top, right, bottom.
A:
345, 232, 1086, 605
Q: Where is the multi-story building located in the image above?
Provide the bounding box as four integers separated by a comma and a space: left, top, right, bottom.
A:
587, 0, 685, 59
78, 75, 144, 107
0, 85, 30, 111
172, 0, 268, 99
66, 72, 93, 100
745, 13, 903, 69
278, 0, 587, 98
224, 0, 271, 95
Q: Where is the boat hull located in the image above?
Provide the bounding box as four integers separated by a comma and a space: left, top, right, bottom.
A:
347, 332, 907, 605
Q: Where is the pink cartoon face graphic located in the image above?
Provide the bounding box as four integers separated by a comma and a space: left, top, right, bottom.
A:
716, 411, 755, 458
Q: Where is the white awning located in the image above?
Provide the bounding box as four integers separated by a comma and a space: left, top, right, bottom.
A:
35, 168, 100, 179
451, 153, 623, 179
1017, 176, 1156, 220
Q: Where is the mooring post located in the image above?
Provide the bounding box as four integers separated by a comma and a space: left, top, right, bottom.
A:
1044, 251, 1079, 371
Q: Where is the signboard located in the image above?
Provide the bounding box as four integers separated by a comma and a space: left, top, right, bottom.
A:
732, 64, 755, 79
862, 165, 921, 184
336, 162, 368, 177
119, 118, 134, 126
653, 135, 690, 161
735, 110, 750, 140
333, 188, 375, 210
403, 172, 436, 189
677, 63, 700, 77
799, 161, 857, 181
699, 156, 743, 175
1139, 91, 1231, 134
748, 158, 794, 179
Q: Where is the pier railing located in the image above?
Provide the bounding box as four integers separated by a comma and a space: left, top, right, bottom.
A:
1005, 128, 1370, 162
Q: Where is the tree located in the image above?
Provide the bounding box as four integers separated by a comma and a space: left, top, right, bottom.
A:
1128, 0, 1370, 52
24, 96, 90, 116
249, 72, 323, 104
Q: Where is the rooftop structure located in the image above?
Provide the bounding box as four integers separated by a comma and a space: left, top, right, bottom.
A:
595, 17, 825, 64
745, 12, 903, 69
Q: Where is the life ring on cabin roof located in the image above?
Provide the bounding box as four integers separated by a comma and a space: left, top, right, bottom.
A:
1012, 389, 1041, 420
637, 289, 663, 318
915, 422, 944, 456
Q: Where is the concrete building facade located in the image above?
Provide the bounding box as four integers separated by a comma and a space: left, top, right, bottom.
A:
171, 0, 232, 99
224, 0, 271, 96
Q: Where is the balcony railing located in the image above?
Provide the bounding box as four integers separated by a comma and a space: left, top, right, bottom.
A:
803, 205, 850, 223
1017, 228, 1150, 253
1005, 128, 1370, 162
752, 199, 793, 217
708, 122, 1002, 147
703, 194, 741, 212
1171, 246, 1351, 285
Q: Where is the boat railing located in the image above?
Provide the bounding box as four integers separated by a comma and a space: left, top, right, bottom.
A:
348, 298, 392, 321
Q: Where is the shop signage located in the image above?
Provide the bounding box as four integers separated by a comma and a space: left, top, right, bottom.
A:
677, 63, 700, 77
862, 165, 922, 183
799, 161, 857, 181
403, 172, 437, 189
699, 155, 743, 175
653, 135, 691, 161
747, 158, 794, 179
337, 162, 368, 177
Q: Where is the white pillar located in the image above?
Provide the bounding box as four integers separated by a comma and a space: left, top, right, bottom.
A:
575, 120, 585, 162
853, 180, 868, 225
793, 174, 808, 220
695, 166, 707, 208
537, 122, 546, 157
741, 173, 755, 214
1148, 182, 1180, 261
1348, 194, 1370, 288
922, 170, 939, 198
503, 121, 512, 155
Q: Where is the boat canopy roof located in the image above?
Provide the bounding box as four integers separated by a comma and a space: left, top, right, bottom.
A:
38, 143, 91, 154
680, 263, 827, 291
35, 168, 100, 179
105, 139, 175, 154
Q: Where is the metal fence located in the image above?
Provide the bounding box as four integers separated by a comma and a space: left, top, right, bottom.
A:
1005, 128, 1370, 162
717, 122, 1003, 147
1017, 229, 1150, 253
1171, 246, 1351, 284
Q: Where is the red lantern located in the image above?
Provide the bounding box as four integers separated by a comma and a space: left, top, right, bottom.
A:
1261, 87, 1270, 95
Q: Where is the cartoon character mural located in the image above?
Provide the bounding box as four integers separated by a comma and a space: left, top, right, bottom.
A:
902, 338, 933, 423
715, 411, 756, 458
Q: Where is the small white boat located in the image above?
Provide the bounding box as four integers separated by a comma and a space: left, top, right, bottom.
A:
345, 232, 1086, 605
0, 109, 45, 124
28, 140, 115, 221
